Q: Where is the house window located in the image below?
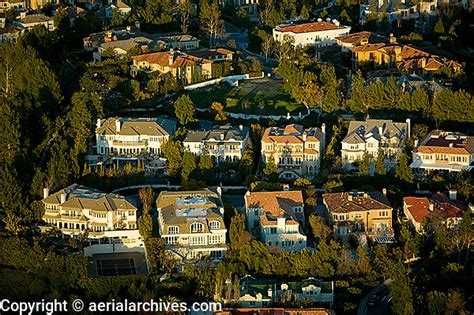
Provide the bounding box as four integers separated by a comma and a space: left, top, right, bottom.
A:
270, 227, 277, 234
168, 226, 179, 234
191, 222, 205, 233
209, 220, 220, 229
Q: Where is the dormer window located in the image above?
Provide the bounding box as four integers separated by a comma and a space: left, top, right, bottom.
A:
209, 220, 220, 229
168, 226, 179, 234
191, 222, 205, 233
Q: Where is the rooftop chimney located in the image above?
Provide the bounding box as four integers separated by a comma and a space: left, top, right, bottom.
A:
126, 25, 131, 32
60, 193, 67, 204
378, 126, 383, 135
321, 123, 326, 134
43, 187, 49, 199
283, 184, 290, 191
239, 125, 243, 131
216, 186, 222, 197
115, 119, 121, 132
414, 139, 419, 147
406, 118, 411, 137
382, 188, 387, 196
389, 33, 396, 43
96, 118, 101, 129
449, 190, 457, 200
449, 143, 453, 148
303, 131, 307, 142
429, 203, 434, 211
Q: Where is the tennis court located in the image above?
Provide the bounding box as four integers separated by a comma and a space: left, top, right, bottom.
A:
90, 252, 148, 276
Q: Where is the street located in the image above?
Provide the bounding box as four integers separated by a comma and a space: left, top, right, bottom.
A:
358, 279, 393, 315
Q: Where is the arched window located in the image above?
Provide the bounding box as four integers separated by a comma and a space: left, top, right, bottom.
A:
209, 220, 220, 229
168, 226, 179, 234
190, 222, 205, 233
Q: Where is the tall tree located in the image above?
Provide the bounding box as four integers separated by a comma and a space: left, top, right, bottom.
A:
181, 151, 197, 182
139, 0, 173, 25
308, 214, 331, 243
178, 1, 193, 33
263, 156, 278, 179
174, 94, 197, 125
375, 150, 386, 175
395, 153, 413, 183
200, 0, 222, 47
391, 263, 414, 315
358, 152, 371, 176
162, 139, 184, 175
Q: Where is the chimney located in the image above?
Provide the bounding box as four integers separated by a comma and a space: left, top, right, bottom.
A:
60, 193, 67, 204
220, 133, 225, 141
115, 119, 121, 132
449, 143, 453, 148
43, 188, 50, 199
303, 131, 307, 142
96, 118, 101, 129
283, 184, 290, 191
348, 194, 353, 201
406, 118, 411, 138
363, 192, 368, 199
216, 186, 222, 197
414, 139, 419, 147
317, 18, 322, 22
267, 288, 273, 298
239, 125, 243, 131
168, 50, 174, 65
429, 203, 434, 211
321, 123, 326, 134
378, 126, 383, 135
219, 207, 225, 216
126, 25, 131, 32
382, 188, 387, 196
449, 190, 457, 200
19, 12, 26, 19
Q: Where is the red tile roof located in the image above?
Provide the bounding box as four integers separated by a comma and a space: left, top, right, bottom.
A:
276, 22, 344, 33
404, 196, 431, 223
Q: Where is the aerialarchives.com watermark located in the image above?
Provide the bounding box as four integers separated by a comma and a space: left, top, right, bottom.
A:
0, 299, 223, 314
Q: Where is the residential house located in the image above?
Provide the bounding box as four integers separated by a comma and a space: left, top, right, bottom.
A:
403, 191, 465, 233
28, 0, 58, 10
261, 124, 325, 179
183, 125, 249, 163
0, 0, 25, 12
156, 189, 227, 260
131, 50, 213, 84
188, 47, 234, 62
41, 184, 143, 256
359, 0, 418, 25
341, 119, 410, 171
83, 27, 199, 52
273, 19, 351, 48
94, 36, 154, 61
335, 31, 388, 52
244, 189, 307, 250
323, 190, 394, 242
14, 13, 55, 31
348, 33, 462, 75
236, 276, 334, 308
410, 130, 474, 173
114, 1, 131, 15
0, 25, 22, 43
95, 117, 176, 156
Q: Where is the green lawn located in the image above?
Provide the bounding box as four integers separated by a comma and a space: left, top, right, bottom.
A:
188, 78, 305, 116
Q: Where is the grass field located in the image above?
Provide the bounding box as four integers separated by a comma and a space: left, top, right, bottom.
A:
188, 78, 305, 115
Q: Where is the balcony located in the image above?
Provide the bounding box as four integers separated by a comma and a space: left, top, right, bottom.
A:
112, 140, 148, 147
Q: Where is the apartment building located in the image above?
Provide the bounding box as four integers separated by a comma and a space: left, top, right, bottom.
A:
273, 19, 351, 48
183, 125, 249, 163
341, 119, 410, 171
261, 124, 325, 179
410, 130, 474, 173
95, 117, 176, 156
403, 191, 465, 233
323, 190, 393, 242
131, 50, 213, 84
156, 189, 227, 260
244, 190, 307, 251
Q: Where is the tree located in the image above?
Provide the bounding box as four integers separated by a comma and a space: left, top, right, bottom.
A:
261, 35, 274, 61
358, 152, 370, 176
178, 1, 192, 33
181, 151, 197, 182
434, 19, 445, 34
391, 263, 414, 315
174, 95, 197, 125
162, 139, 184, 175
395, 153, 413, 183
138, 213, 153, 239
375, 150, 386, 175
355, 246, 371, 274
139, 0, 173, 26
210, 101, 228, 121
300, 4, 310, 20
139, 187, 154, 215
239, 148, 254, 179
263, 156, 278, 179
427, 291, 447, 315
350, 70, 367, 113
200, 0, 222, 47
339, 9, 352, 24
308, 214, 331, 243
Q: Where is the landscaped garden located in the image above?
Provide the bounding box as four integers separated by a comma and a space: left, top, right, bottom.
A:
188, 78, 306, 116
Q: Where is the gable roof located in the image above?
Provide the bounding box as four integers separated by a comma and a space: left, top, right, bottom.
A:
342, 119, 408, 145
184, 125, 249, 143
336, 31, 388, 45
261, 125, 323, 145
